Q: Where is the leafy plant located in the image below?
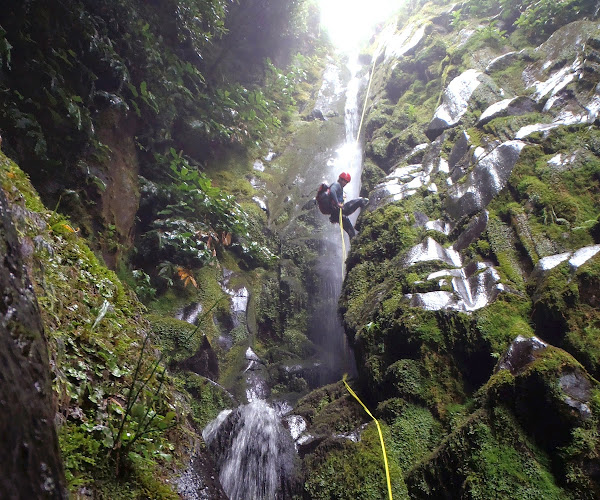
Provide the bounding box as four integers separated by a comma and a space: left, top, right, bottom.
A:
127, 81, 160, 116
132, 269, 157, 303
109, 333, 175, 474
451, 10, 466, 31
140, 148, 275, 272
476, 22, 507, 47
0, 26, 12, 69
513, 0, 589, 35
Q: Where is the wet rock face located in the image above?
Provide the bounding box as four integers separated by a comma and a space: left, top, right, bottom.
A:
178, 335, 220, 381
426, 69, 482, 139
0, 189, 66, 499
177, 453, 228, 500
86, 109, 140, 269
477, 95, 536, 125
446, 140, 526, 219
339, 5, 600, 498
426, 70, 502, 140
495, 335, 548, 375
559, 371, 592, 419
492, 345, 597, 451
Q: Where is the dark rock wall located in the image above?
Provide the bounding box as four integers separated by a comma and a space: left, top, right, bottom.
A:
0, 188, 66, 499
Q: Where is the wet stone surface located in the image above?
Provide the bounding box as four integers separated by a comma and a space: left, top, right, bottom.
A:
495, 335, 548, 375
559, 372, 592, 419
446, 140, 526, 219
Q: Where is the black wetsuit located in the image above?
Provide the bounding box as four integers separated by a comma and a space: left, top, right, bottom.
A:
327, 181, 365, 239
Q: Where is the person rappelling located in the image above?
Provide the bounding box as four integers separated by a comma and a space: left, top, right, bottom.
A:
316, 172, 368, 239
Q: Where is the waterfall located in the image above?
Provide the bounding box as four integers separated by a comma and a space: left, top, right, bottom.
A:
200, 56, 366, 499
203, 401, 299, 500
308, 56, 364, 381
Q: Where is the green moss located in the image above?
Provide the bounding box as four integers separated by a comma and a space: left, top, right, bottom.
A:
281, 327, 314, 357
148, 265, 230, 341
1, 156, 191, 497
386, 402, 444, 473
421, 350, 468, 419
464, 412, 565, 499
361, 158, 386, 196
406, 407, 568, 499
350, 201, 422, 265
0, 153, 46, 212
475, 294, 534, 356
486, 213, 525, 290
530, 254, 600, 377
59, 422, 102, 488
303, 423, 408, 500
148, 315, 199, 361
219, 344, 249, 398
494, 125, 600, 253
487, 59, 529, 95
176, 372, 231, 429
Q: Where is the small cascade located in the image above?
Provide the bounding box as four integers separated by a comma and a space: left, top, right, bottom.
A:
203, 400, 299, 500
175, 302, 203, 325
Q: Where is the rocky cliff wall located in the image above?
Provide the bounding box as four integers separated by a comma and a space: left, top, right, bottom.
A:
0, 165, 66, 499
298, 1, 600, 498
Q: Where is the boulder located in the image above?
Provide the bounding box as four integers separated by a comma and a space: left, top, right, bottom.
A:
477, 96, 536, 125
446, 140, 526, 219
495, 335, 548, 375
426, 69, 482, 139
178, 335, 220, 381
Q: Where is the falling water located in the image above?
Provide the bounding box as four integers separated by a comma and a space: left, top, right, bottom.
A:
308, 56, 364, 380
200, 56, 367, 500
203, 401, 298, 500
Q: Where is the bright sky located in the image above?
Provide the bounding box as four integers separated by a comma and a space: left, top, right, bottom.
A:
317, 0, 404, 52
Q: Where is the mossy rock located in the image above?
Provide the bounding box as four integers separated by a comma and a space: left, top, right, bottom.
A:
379, 400, 444, 475
485, 345, 600, 498
386, 63, 415, 101
176, 372, 233, 429
148, 315, 199, 360
406, 407, 570, 499
531, 255, 600, 379
360, 159, 386, 197
303, 423, 408, 500
295, 381, 365, 434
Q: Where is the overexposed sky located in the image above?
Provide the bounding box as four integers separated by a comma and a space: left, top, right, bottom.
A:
317, 0, 404, 51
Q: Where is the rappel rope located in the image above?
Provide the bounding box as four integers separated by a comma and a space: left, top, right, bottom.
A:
339, 49, 379, 275
343, 374, 393, 500
339, 207, 346, 275
355, 50, 379, 147
340, 49, 394, 500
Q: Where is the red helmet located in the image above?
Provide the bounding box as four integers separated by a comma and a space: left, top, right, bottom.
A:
339, 172, 351, 183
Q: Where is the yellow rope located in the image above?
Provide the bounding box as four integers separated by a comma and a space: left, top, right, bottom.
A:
339, 207, 346, 274
343, 374, 393, 500
355, 50, 379, 144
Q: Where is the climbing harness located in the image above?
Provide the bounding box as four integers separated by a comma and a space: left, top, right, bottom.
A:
343, 374, 393, 500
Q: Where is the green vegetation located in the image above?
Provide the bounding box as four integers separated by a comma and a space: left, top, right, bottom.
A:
137, 148, 276, 277
1, 154, 190, 496
303, 423, 408, 499
1, 0, 326, 273
2, 0, 600, 497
